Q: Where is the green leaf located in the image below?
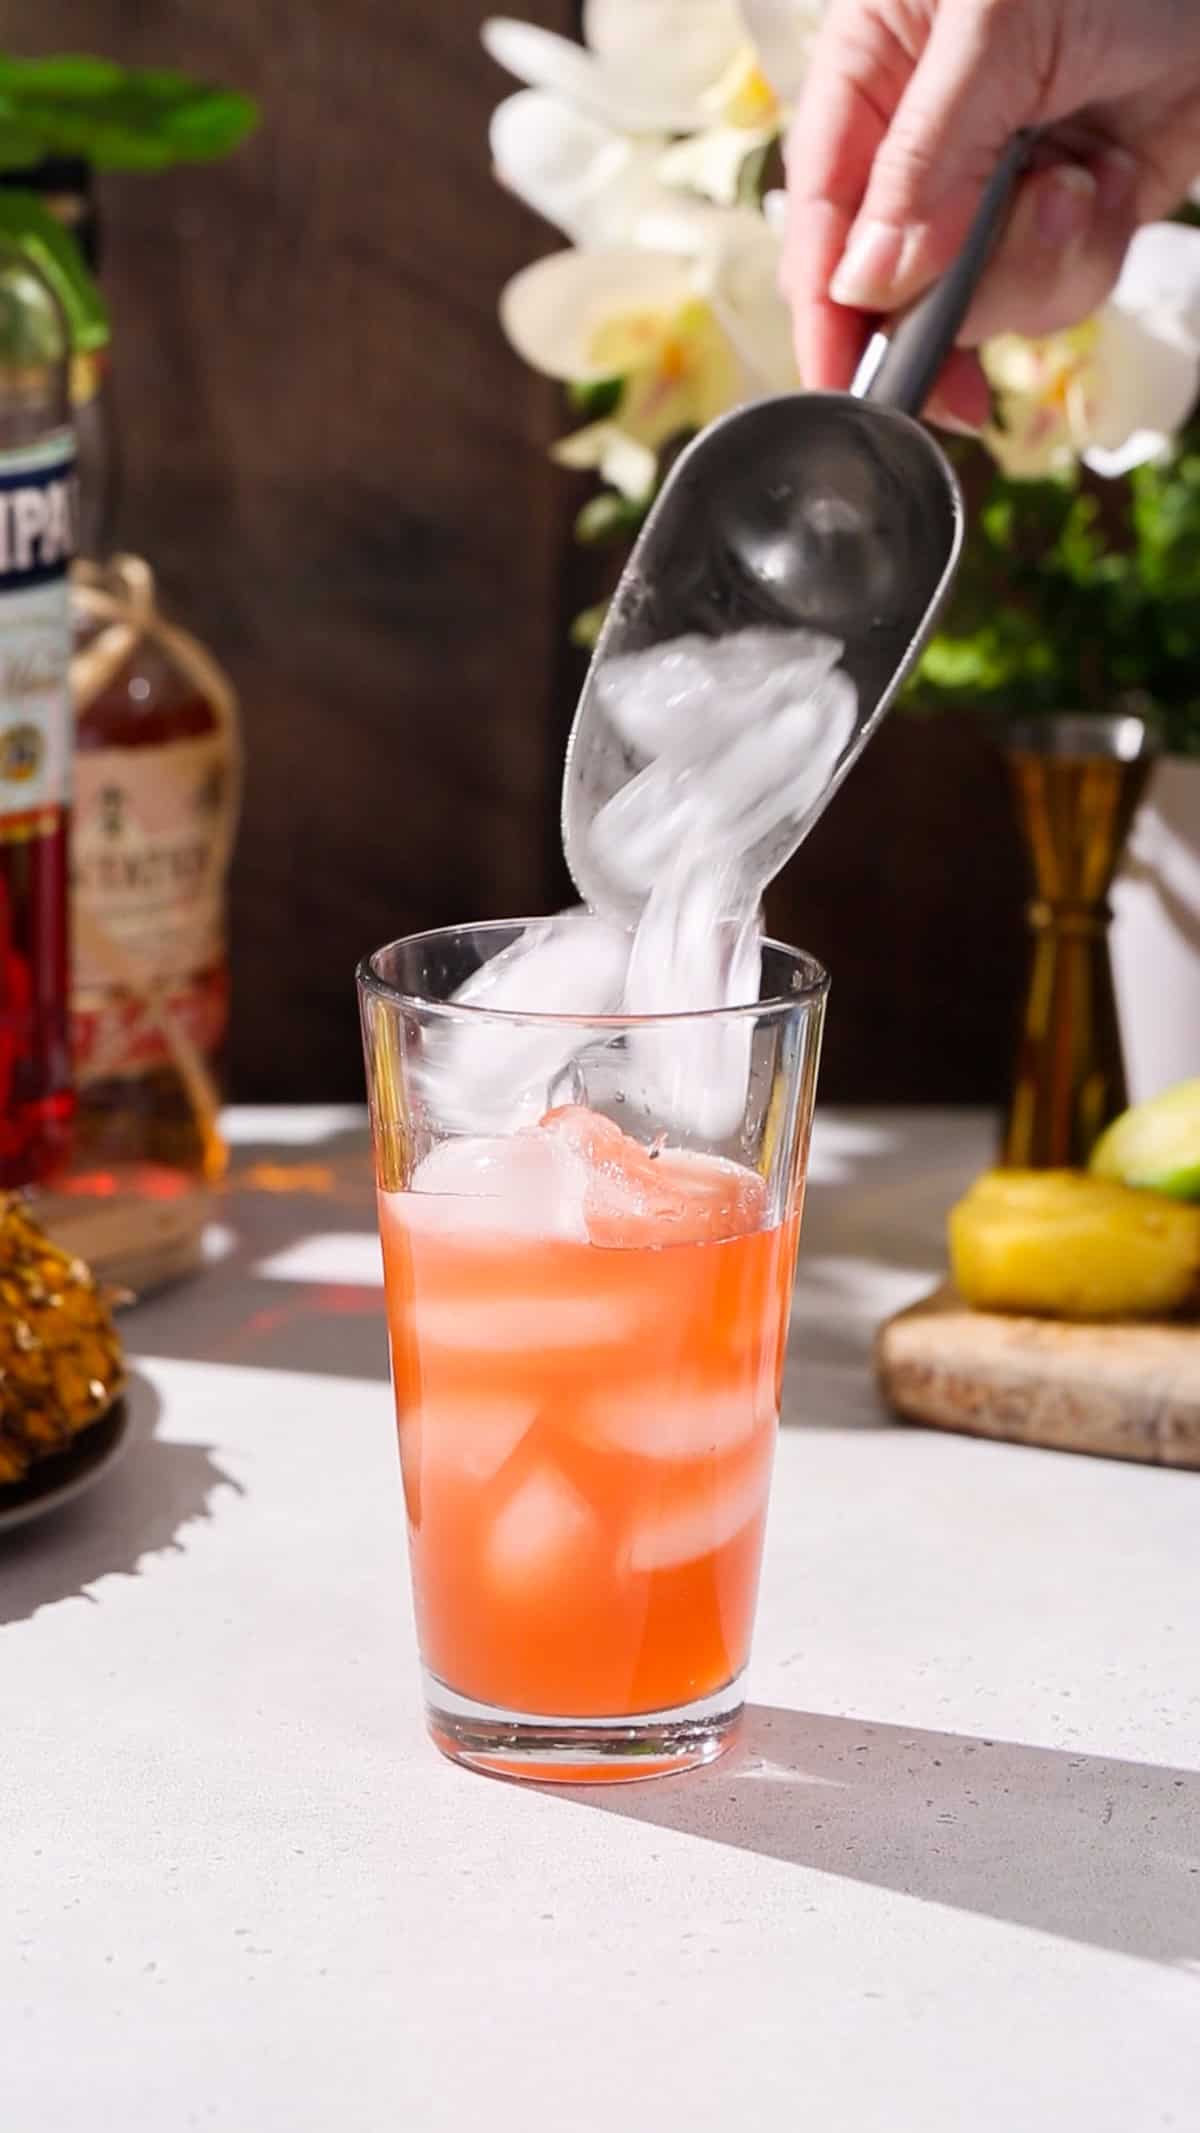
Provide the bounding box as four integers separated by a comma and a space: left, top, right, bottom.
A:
0, 189, 108, 350
0, 55, 124, 98
0, 54, 258, 170
566, 375, 622, 420
570, 600, 610, 649
574, 489, 649, 546
736, 139, 776, 208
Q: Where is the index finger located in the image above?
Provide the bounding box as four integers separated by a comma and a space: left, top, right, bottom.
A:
780, 3, 919, 386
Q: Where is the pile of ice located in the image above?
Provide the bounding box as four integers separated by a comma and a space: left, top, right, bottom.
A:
417, 627, 856, 1142
587, 626, 855, 911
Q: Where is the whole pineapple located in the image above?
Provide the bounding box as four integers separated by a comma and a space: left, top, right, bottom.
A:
0, 1199, 125, 1484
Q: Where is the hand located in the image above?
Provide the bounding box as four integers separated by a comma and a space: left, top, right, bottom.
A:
781, 0, 1200, 428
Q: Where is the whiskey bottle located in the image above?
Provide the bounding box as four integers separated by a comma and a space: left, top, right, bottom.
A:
71, 556, 239, 1185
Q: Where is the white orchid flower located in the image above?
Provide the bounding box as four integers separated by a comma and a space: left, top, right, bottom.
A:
983, 222, 1200, 480
484, 3, 821, 206
499, 217, 796, 499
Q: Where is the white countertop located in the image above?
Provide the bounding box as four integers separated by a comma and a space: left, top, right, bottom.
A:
5, 1107, 1198, 2130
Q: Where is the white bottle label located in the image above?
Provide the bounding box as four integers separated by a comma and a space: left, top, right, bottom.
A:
0, 431, 75, 831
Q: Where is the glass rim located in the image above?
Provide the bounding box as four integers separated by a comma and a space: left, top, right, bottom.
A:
356, 918, 829, 1031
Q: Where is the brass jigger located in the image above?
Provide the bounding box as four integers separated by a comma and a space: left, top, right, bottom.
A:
1002, 714, 1158, 1170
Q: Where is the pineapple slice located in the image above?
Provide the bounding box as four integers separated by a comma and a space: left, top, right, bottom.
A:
948, 1169, 1200, 1321
1090, 1079, 1200, 1201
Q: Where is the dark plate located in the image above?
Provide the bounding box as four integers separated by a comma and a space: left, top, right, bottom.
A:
0, 1399, 130, 1533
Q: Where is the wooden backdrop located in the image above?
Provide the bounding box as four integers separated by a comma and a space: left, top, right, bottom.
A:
1, 0, 1026, 1104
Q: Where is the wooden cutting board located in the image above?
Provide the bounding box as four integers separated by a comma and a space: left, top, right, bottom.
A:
876, 1286, 1200, 1469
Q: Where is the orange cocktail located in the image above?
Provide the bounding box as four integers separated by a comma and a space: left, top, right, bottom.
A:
359, 920, 827, 1782
380, 1107, 799, 1757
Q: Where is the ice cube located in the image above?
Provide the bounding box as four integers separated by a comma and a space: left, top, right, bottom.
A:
575, 1384, 769, 1462
413, 1288, 643, 1353
541, 1107, 766, 1245
454, 911, 628, 1015
621, 853, 761, 1139
416, 912, 630, 1135
581, 1140, 765, 1245
597, 628, 841, 762
620, 1021, 757, 1143
710, 668, 858, 853
586, 756, 710, 902
622, 851, 759, 1017
626, 1441, 773, 1571
597, 638, 737, 764
417, 1398, 538, 1482
404, 1129, 590, 1242
487, 1463, 597, 1596
588, 635, 856, 960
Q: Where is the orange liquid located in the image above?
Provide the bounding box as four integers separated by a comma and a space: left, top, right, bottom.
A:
380, 1129, 799, 1719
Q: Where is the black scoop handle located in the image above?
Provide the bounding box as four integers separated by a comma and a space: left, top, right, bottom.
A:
852, 132, 1035, 415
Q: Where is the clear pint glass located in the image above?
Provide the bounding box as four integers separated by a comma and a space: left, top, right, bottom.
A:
358, 920, 827, 1782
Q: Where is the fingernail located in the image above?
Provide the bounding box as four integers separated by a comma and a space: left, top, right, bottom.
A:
830, 219, 904, 307
1034, 164, 1097, 247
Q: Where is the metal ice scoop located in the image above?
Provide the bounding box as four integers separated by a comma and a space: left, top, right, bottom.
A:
563, 136, 1032, 923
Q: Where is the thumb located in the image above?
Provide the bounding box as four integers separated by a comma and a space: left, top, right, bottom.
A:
828, 2, 1037, 313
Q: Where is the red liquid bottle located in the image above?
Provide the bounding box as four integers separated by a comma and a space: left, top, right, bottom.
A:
0, 241, 76, 1186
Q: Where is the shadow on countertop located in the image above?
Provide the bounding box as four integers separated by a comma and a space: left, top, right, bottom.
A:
570, 1700, 1200, 1967
0, 1370, 240, 1629
123, 1120, 390, 1384
782, 1108, 992, 1432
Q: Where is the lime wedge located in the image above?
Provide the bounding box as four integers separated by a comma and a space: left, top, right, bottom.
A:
1090, 1079, 1200, 1201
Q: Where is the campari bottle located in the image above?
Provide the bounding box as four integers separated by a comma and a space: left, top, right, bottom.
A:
0, 238, 75, 1187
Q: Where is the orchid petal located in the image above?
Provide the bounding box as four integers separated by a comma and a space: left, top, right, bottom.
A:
490, 91, 670, 245
583, 0, 744, 108
620, 303, 742, 438
709, 210, 798, 391
982, 416, 1075, 481
1110, 221, 1200, 339
554, 421, 659, 499
484, 20, 606, 106
484, 14, 721, 131
499, 248, 698, 380
631, 196, 732, 256
1085, 431, 1173, 478
739, 0, 823, 99
1085, 301, 1200, 459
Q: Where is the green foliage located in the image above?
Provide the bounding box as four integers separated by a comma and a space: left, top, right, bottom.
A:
911, 422, 1200, 756
0, 54, 257, 171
